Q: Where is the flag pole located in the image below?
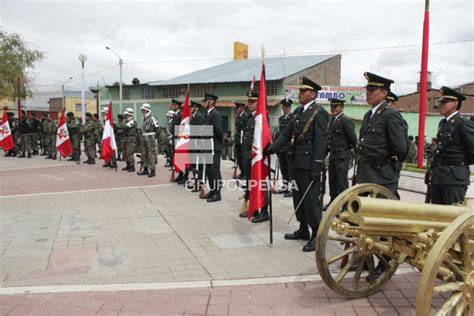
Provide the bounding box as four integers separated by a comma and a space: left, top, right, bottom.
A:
417, 0, 430, 168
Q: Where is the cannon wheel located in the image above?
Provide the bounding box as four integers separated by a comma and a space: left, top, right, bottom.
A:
316, 183, 399, 299
416, 211, 474, 316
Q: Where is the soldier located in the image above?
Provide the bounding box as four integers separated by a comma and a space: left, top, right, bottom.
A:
275, 98, 294, 197
44, 114, 58, 160
28, 112, 40, 155
164, 110, 175, 168
66, 112, 81, 162
122, 108, 138, 172
222, 130, 233, 160
40, 113, 48, 155
201, 93, 223, 202
406, 135, 417, 164
81, 112, 96, 164
93, 113, 103, 155
233, 102, 246, 179
115, 114, 126, 160
429, 86, 474, 205
184, 100, 205, 188
325, 98, 357, 209
268, 77, 329, 252
170, 99, 184, 182
138, 103, 159, 177
240, 91, 269, 222
5, 112, 18, 157
17, 110, 31, 158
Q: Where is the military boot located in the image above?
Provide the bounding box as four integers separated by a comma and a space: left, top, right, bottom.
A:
128, 164, 135, 172
147, 169, 155, 177
137, 168, 149, 176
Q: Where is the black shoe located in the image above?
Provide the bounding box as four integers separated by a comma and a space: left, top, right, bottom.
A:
284, 191, 293, 198
302, 239, 316, 252
68, 157, 76, 161
177, 178, 188, 185
284, 230, 310, 241
52, 155, 57, 160
128, 165, 135, 172
207, 192, 221, 202
27, 153, 31, 158
137, 168, 149, 175
147, 170, 155, 177
122, 163, 130, 171
88, 159, 95, 165
83, 159, 90, 164
45, 156, 51, 159
202, 191, 213, 199
18, 154, 25, 158
251, 210, 269, 223
110, 163, 117, 169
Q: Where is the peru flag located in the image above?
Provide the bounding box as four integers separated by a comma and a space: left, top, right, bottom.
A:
248, 64, 270, 219
173, 86, 190, 172
101, 102, 117, 163
56, 109, 73, 158
0, 109, 14, 152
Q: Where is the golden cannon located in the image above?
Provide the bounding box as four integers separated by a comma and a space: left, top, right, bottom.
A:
315, 184, 473, 316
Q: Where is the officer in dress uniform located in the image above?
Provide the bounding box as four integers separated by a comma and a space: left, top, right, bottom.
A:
233, 102, 247, 179
186, 100, 205, 190
430, 86, 474, 205
325, 98, 357, 209
269, 76, 329, 252
357, 72, 408, 197
201, 93, 223, 202
275, 98, 294, 197
170, 99, 184, 183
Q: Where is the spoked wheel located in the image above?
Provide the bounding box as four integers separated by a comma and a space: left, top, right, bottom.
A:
416, 211, 474, 316
316, 183, 399, 298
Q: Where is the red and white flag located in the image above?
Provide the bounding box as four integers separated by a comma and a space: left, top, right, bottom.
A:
0, 109, 14, 152
101, 102, 117, 163
248, 64, 271, 219
173, 86, 190, 172
56, 109, 73, 158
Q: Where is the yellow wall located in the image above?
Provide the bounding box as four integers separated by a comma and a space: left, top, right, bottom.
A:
64, 97, 97, 117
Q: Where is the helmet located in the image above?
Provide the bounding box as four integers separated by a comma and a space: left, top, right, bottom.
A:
124, 108, 134, 115
166, 110, 175, 117
140, 103, 151, 112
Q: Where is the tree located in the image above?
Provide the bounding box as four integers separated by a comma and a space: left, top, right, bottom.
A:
0, 30, 44, 100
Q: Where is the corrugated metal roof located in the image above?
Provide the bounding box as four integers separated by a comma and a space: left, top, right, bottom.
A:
153, 54, 338, 86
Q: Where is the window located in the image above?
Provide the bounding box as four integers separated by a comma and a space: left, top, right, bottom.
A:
141, 86, 154, 99
163, 86, 186, 98
191, 84, 215, 97
122, 87, 130, 100
250, 80, 279, 96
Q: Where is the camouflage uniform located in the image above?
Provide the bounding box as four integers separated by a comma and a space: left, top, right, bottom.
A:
18, 115, 31, 157
115, 118, 126, 160
28, 116, 40, 155
96, 119, 104, 154
81, 117, 96, 162
45, 119, 58, 159
140, 108, 159, 176
406, 140, 417, 164
67, 114, 81, 161
123, 115, 137, 168
40, 117, 49, 155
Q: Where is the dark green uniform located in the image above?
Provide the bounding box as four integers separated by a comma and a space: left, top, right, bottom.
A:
234, 110, 247, 177
67, 114, 82, 161
123, 117, 137, 167
81, 118, 96, 163
204, 107, 223, 197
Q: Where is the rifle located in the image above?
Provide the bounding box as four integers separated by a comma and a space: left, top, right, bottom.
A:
424, 169, 431, 203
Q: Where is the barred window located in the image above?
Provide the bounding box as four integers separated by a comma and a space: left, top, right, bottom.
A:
191, 84, 215, 98
163, 86, 186, 99
141, 85, 154, 99
122, 87, 130, 100
251, 80, 279, 96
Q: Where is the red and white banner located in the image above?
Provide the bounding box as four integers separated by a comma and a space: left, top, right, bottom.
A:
0, 110, 14, 152
248, 64, 270, 219
101, 102, 117, 163
56, 109, 73, 158
173, 86, 190, 172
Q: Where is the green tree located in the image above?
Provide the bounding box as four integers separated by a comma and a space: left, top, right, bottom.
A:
0, 30, 44, 99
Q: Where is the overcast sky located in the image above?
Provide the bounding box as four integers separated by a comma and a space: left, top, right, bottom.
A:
1, 0, 473, 95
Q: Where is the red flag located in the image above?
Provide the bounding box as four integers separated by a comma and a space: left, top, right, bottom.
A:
0, 109, 14, 152
56, 109, 73, 158
248, 64, 271, 219
173, 86, 190, 172
101, 102, 117, 163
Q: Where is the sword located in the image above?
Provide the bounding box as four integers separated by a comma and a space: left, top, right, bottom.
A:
288, 179, 314, 224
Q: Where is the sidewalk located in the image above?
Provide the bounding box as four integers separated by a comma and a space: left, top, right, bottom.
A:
0, 154, 429, 315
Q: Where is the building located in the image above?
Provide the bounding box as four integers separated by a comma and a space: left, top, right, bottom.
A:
48, 90, 98, 119
104, 53, 342, 132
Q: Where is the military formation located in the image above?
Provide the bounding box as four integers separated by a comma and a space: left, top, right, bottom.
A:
3, 74, 473, 255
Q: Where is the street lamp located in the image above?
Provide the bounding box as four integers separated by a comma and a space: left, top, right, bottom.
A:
62, 76, 74, 111
78, 54, 88, 123
105, 46, 123, 114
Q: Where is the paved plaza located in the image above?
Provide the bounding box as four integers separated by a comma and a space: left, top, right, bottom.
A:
0, 154, 468, 315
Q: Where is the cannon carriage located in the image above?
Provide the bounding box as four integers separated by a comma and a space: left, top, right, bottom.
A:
315, 184, 473, 316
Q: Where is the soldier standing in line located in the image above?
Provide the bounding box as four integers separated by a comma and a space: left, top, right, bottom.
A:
429, 86, 474, 205
93, 113, 102, 156
275, 98, 294, 197
122, 108, 137, 172
44, 114, 58, 160
115, 114, 126, 160
170, 99, 184, 183
66, 112, 82, 162
239, 91, 269, 222
138, 103, 159, 177
164, 110, 175, 168
39, 113, 48, 155
200, 93, 223, 202
17, 110, 31, 158
406, 135, 418, 164
233, 102, 247, 179
183, 100, 205, 188
324, 98, 357, 210
222, 130, 233, 160
81, 112, 96, 164
5, 112, 18, 157
28, 112, 40, 155
269, 77, 329, 252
